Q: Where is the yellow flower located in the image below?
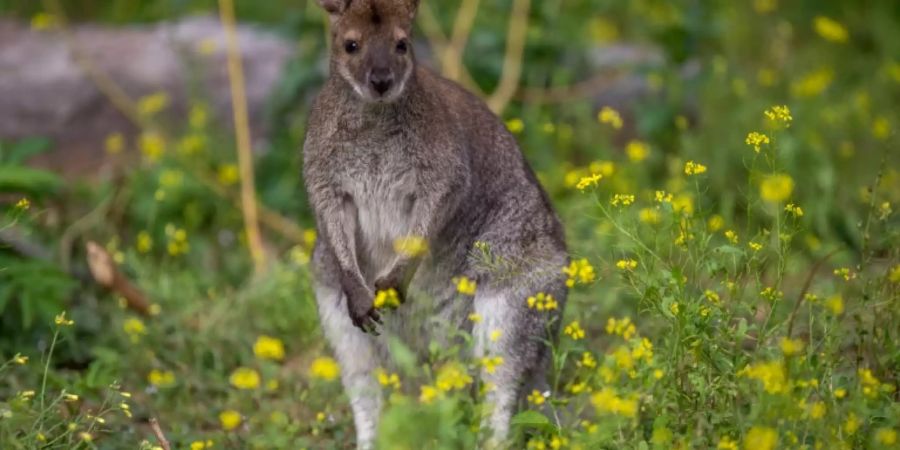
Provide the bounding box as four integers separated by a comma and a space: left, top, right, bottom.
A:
562, 258, 596, 287
165, 224, 190, 256
739, 361, 786, 394
190, 104, 209, 129
453, 276, 477, 296
527, 389, 546, 405
655, 190, 673, 203
490, 329, 503, 342
419, 385, 440, 404
480, 356, 504, 374
373, 288, 401, 309
806, 401, 826, 420
753, 0, 776, 14
63, 392, 79, 402
435, 363, 473, 392
506, 118, 525, 134
844, 412, 860, 435
123, 318, 147, 343
743, 426, 777, 450
253, 335, 286, 361
105, 133, 125, 154
626, 140, 649, 162
890, 264, 900, 283
834, 388, 847, 399
669, 302, 680, 315
784, 203, 804, 217
591, 387, 637, 418
229, 367, 261, 390
189, 440, 214, 450
611, 194, 636, 207
575, 173, 603, 191
12, 353, 28, 365
468, 313, 482, 323
684, 160, 708, 176
760, 287, 783, 301
791, 68, 834, 98
79, 432, 93, 442
54, 311, 74, 326
825, 294, 844, 315
872, 116, 891, 140
375, 369, 401, 389
725, 230, 739, 244
705, 290, 721, 304
148, 369, 176, 388
833, 267, 856, 281
616, 259, 638, 271
526, 292, 558, 311
598, 106, 623, 129
605, 317, 636, 340
393, 236, 428, 257
779, 337, 804, 356
579, 351, 597, 368
564, 321, 586, 340
759, 174, 794, 203
310, 357, 340, 381
875, 428, 897, 445
137, 92, 170, 117
219, 410, 241, 431
813, 16, 849, 43
15, 198, 31, 210
708, 215, 725, 232
764, 105, 793, 127
139, 132, 166, 162
30, 12, 59, 30
136, 231, 153, 253
718, 436, 739, 450
178, 134, 207, 155
639, 208, 661, 225
217, 164, 240, 186
745, 132, 770, 153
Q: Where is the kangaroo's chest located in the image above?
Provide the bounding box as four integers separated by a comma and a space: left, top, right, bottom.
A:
339, 143, 419, 278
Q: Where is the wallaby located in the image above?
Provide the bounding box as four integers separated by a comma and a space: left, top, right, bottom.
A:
303, 0, 568, 447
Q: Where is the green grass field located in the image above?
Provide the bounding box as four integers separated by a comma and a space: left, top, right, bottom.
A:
1, 0, 898, 448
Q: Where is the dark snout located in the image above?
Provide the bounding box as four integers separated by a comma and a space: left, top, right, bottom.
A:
368, 67, 394, 96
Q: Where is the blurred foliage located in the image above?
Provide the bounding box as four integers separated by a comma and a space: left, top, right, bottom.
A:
0, 0, 899, 448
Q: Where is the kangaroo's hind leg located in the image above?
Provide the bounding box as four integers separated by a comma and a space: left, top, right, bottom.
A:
312, 244, 384, 450
472, 270, 567, 444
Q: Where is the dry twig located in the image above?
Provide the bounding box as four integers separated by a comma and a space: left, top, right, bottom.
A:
85, 241, 151, 316
149, 418, 172, 450
218, 0, 268, 274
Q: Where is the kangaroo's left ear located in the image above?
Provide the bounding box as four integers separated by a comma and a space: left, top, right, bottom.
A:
405, 0, 420, 20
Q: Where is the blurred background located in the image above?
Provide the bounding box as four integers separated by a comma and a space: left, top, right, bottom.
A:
0, 0, 898, 448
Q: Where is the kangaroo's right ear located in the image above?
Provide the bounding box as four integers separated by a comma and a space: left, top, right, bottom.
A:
317, 0, 351, 20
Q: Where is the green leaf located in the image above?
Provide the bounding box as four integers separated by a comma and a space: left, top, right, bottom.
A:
511, 410, 556, 433
0, 165, 62, 196
4, 137, 52, 165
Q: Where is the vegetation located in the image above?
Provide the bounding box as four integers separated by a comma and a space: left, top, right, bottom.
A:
1, 0, 898, 449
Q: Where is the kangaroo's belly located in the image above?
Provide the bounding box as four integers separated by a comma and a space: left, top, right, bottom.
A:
347, 169, 417, 281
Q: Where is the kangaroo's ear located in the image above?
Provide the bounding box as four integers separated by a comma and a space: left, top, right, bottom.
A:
317, 0, 350, 19
406, 0, 420, 20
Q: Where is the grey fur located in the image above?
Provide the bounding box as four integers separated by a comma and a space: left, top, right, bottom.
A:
303, 1, 567, 447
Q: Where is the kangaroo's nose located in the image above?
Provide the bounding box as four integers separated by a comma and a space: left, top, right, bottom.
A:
369, 68, 394, 95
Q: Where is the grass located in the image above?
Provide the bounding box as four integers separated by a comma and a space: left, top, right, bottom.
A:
1, 0, 899, 449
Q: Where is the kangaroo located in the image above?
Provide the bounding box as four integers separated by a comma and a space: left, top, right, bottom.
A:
303, 0, 568, 447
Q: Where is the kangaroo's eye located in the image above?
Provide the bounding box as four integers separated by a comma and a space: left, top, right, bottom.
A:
396, 39, 408, 54
344, 40, 360, 54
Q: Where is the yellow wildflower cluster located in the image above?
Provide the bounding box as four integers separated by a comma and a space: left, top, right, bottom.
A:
165, 224, 189, 256
148, 369, 176, 388
655, 190, 673, 203
253, 335, 285, 361
626, 140, 649, 162
784, 203, 804, 217
833, 267, 856, 281
564, 321, 586, 340
779, 337, 805, 356
139, 131, 166, 162
526, 292, 559, 311
598, 106, 624, 129
55, 311, 74, 327
229, 367, 261, 390
310, 356, 340, 381
745, 131, 770, 153
611, 194, 635, 207
575, 173, 603, 191
739, 360, 787, 394
760, 287, 783, 301
791, 68, 834, 98
137, 92, 170, 117
219, 410, 241, 431
434, 362, 473, 392
136, 231, 153, 253
453, 276, 477, 296
374, 288, 401, 309
480, 356, 504, 374
217, 164, 240, 186
760, 173, 794, 203
684, 160, 708, 176
527, 389, 547, 405
375, 369, 401, 389
744, 426, 778, 450
616, 259, 638, 271
122, 317, 147, 343
562, 258, 596, 287
813, 16, 849, 43
591, 387, 638, 418
764, 105, 793, 127
606, 317, 636, 340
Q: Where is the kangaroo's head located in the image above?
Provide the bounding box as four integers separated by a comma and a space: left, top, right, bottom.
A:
318, 0, 419, 103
